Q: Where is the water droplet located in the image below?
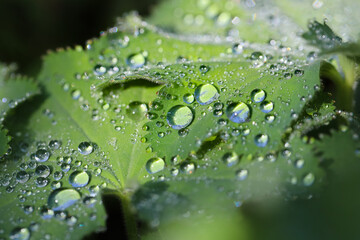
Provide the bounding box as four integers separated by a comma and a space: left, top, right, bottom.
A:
16, 171, 30, 184
303, 173, 315, 186
166, 105, 194, 130
36, 177, 49, 187
222, 152, 239, 167
94, 64, 107, 76
71, 90, 81, 100
69, 171, 90, 188
35, 149, 50, 162
226, 102, 251, 123
232, 43, 243, 54
265, 114, 276, 123
254, 134, 269, 147
145, 157, 165, 174
9, 227, 30, 240
250, 89, 266, 103
295, 159, 305, 168
78, 142, 93, 155
235, 169, 248, 181
35, 165, 51, 177
260, 101, 274, 113
180, 162, 196, 174
199, 65, 210, 74
48, 188, 81, 211
194, 84, 219, 105
183, 93, 195, 104
126, 53, 146, 68
126, 102, 148, 121
49, 140, 61, 150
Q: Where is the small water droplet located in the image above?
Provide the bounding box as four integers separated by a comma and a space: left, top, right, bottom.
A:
254, 134, 269, 147
126, 102, 148, 121
303, 173, 315, 186
35, 165, 51, 178
222, 152, 239, 167
180, 162, 196, 174
235, 169, 248, 181
16, 171, 30, 184
199, 65, 210, 74
183, 93, 195, 104
9, 227, 30, 240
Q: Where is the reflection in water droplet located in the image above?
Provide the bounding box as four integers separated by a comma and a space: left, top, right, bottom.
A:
166, 105, 194, 130
16, 171, 30, 184
9, 227, 30, 240
251, 89, 266, 103
222, 152, 239, 167
126, 102, 148, 121
48, 188, 81, 211
35, 165, 51, 177
303, 173, 315, 186
226, 102, 251, 123
194, 84, 219, 105
199, 65, 210, 74
69, 171, 90, 188
260, 101, 274, 113
146, 157, 165, 174
235, 169, 248, 181
78, 142, 93, 155
232, 43, 243, 54
254, 134, 269, 147
35, 149, 50, 162
126, 53, 146, 68
183, 93, 195, 104
180, 162, 196, 174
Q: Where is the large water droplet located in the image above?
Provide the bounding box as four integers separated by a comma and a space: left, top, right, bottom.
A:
78, 142, 93, 155
126, 101, 148, 121
222, 152, 239, 167
260, 101, 274, 113
251, 89, 266, 103
9, 227, 30, 240
254, 134, 269, 147
48, 188, 81, 211
126, 53, 146, 68
35, 149, 50, 162
166, 105, 194, 130
146, 157, 165, 174
194, 84, 219, 105
69, 171, 90, 188
226, 102, 251, 123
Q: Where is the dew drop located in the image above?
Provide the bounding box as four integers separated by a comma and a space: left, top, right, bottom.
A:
222, 152, 239, 167
260, 101, 274, 113
232, 43, 243, 54
183, 93, 195, 104
35, 149, 50, 162
78, 142, 93, 155
69, 171, 90, 188
180, 162, 196, 174
250, 89, 266, 103
145, 157, 165, 174
48, 188, 81, 211
9, 227, 30, 240
235, 169, 248, 181
226, 102, 251, 123
16, 171, 30, 184
303, 173, 315, 186
194, 84, 219, 105
35, 165, 51, 178
126, 101, 148, 121
126, 53, 146, 68
254, 134, 269, 147
166, 105, 194, 130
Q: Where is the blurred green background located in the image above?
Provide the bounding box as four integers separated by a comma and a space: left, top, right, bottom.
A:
0, 0, 158, 75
